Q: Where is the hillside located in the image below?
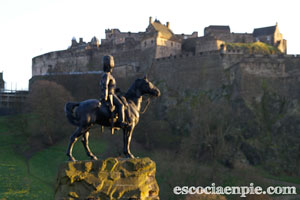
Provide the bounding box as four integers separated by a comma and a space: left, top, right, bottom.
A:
25, 52, 300, 199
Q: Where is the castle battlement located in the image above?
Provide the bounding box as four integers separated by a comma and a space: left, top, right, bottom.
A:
154, 50, 300, 63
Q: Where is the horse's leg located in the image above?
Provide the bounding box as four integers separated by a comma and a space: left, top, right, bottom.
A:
66, 127, 84, 161
127, 126, 135, 158
81, 131, 98, 160
123, 126, 135, 158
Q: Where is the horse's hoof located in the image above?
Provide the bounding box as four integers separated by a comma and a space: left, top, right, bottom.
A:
125, 154, 135, 159
68, 157, 77, 162
91, 156, 98, 161
124, 154, 130, 159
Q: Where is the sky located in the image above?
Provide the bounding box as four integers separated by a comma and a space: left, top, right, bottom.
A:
0, 0, 299, 90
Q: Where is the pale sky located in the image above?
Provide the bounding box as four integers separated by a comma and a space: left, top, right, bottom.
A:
0, 0, 299, 90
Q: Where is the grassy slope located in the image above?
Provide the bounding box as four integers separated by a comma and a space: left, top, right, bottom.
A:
226, 41, 280, 54
0, 115, 299, 200
0, 116, 107, 200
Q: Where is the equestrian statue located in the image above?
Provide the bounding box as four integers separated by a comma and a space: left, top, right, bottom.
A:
64, 55, 161, 161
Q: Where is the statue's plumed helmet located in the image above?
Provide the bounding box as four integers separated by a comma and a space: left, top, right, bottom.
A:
103, 55, 114, 72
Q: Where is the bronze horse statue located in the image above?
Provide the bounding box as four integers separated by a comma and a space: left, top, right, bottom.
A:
64, 77, 160, 161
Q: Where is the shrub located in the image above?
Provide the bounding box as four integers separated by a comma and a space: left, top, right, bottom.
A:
226, 42, 280, 54
25, 80, 74, 145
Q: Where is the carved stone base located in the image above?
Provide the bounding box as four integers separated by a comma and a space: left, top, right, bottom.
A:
55, 157, 159, 200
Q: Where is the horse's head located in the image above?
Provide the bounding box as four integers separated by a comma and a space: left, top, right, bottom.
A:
135, 77, 161, 97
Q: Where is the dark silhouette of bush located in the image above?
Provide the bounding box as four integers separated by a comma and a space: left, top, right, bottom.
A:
26, 80, 74, 145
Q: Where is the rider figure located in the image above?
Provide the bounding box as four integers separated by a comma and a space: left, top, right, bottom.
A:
100, 55, 128, 129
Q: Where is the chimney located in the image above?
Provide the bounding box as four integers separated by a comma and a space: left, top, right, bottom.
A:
166, 22, 170, 29
149, 16, 153, 24
79, 38, 83, 43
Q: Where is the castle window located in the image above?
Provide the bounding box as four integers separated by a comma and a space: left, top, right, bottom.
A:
171, 42, 173, 47
144, 41, 147, 47
151, 40, 153, 44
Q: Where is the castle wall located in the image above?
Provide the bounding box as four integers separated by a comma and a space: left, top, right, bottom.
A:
196, 37, 225, 53
240, 60, 286, 77
141, 37, 156, 50
152, 53, 226, 93
227, 33, 254, 43
32, 35, 181, 77
155, 38, 181, 58
32, 49, 110, 76
209, 33, 254, 43
103, 29, 144, 45
255, 35, 272, 44
204, 26, 230, 36
226, 54, 300, 104
150, 52, 300, 108
194, 33, 255, 54
113, 48, 151, 73
30, 51, 300, 112
32, 45, 154, 77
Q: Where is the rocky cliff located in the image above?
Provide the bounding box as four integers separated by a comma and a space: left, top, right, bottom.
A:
55, 157, 159, 200
149, 53, 300, 175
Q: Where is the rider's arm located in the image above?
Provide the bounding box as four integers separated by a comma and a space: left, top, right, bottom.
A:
106, 74, 114, 110
109, 93, 114, 108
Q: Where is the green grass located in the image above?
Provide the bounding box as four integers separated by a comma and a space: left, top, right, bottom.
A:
0, 117, 11, 133
226, 41, 280, 54
0, 134, 31, 200
29, 136, 107, 185
256, 166, 300, 185
0, 116, 107, 200
0, 131, 52, 200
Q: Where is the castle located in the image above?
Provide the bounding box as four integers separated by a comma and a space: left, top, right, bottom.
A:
32, 17, 287, 77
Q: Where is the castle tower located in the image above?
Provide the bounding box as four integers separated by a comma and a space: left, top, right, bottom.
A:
71, 37, 77, 47
91, 36, 99, 48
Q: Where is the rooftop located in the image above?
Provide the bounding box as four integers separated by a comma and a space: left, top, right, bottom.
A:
149, 20, 179, 41
253, 25, 277, 37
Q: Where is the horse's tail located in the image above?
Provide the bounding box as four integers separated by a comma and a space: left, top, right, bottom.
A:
64, 102, 80, 126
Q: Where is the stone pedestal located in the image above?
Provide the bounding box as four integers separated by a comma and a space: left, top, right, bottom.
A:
55, 157, 159, 200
